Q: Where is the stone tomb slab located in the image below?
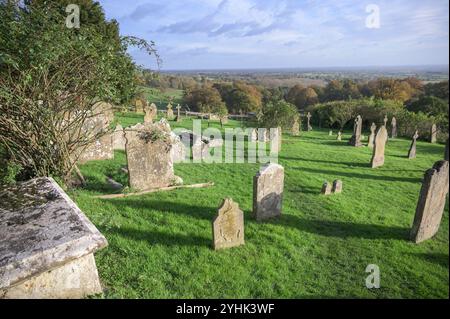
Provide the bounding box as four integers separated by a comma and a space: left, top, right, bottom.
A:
0, 177, 108, 299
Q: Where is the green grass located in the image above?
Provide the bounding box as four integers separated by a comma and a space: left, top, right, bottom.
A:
139, 87, 183, 109
71, 115, 449, 299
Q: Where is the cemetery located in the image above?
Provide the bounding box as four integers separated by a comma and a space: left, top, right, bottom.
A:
0, 1, 448, 301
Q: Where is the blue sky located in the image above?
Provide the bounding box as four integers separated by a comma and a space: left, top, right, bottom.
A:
98, 0, 449, 70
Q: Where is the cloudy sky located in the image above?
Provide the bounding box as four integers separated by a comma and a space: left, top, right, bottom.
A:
98, 0, 449, 70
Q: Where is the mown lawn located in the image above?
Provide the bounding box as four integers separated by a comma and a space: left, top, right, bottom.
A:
71, 113, 449, 298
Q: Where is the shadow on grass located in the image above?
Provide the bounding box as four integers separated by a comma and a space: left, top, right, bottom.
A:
281, 156, 369, 168
292, 166, 422, 183
410, 253, 449, 268
104, 199, 409, 241
109, 225, 211, 248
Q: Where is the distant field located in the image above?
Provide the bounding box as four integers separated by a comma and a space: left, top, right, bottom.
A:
72, 115, 449, 299
139, 87, 183, 109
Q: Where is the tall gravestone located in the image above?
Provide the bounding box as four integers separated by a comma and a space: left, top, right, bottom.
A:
292, 116, 300, 136
253, 164, 284, 221
212, 198, 245, 250
124, 120, 177, 190
166, 103, 174, 120
368, 123, 376, 148
112, 124, 126, 151
176, 104, 182, 122
0, 177, 108, 298
430, 124, 437, 143
348, 115, 363, 147
408, 130, 419, 159
383, 115, 388, 127
306, 112, 313, 131
410, 160, 449, 243
391, 117, 397, 139
370, 125, 388, 168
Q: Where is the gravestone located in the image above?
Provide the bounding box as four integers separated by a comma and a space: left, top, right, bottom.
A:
125, 120, 178, 190
192, 134, 210, 161
250, 128, 258, 142
292, 117, 300, 136
368, 123, 376, 148
270, 127, 282, 153
383, 115, 388, 127
321, 181, 332, 195
410, 160, 449, 243
332, 180, 343, 194
166, 103, 174, 120
370, 125, 388, 168
253, 164, 284, 221
408, 130, 419, 159
306, 112, 313, 131
0, 177, 107, 299
430, 124, 437, 143
176, 104, 182, 122
112, 124, 126, 150
78, 102, 114, 163
337, 131, 342, 141
391, 117, 397, 139
212, 198, 245, 250
170, 132, 186, 163
329, 130, 333, 136
144, 103, 157, 123
348, 115, 363, 147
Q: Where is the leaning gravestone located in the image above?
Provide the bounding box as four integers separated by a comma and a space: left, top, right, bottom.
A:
368, 123, 376, 149
125, 120, 178, 190
212, 198, 245, 250
78, 102, 114, 163
410, 160, 449, 243
370, 125, 388, 168
0, 177, 107, 299
348, 115, 363, 147
430, 124, 437, 144
112, 124, 126, 151
408, 130, 419, 159
391, 117, 398, 139
253, 164, 284, 221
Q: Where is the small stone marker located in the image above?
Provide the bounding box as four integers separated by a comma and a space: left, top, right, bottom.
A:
410, 160, 449, 243
348, 115, 363, 147
113, 124, 126, 150
306, 112, 313, 131
166, 103, 174, 120
321, 181, 332, 195
212, 198, 245, 250
253, 164, 284, 221
176, 104, 182, 122
408, 130, 419, 159
370, 125, 388, 168
125, 120, 178, 190
0, 177, 108, 299
430, 123, 437, 143
329, 130, 333, 136
337, 131, 342, 141
332, 180, 343, 194
391, 117, 397, 139
383, 115, 388, 127
144, 103, 157, 123
292, 116, 300, 136
368, 123, 376, 148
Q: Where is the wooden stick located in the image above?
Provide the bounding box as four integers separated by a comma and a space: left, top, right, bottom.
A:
93, 182, 214, 199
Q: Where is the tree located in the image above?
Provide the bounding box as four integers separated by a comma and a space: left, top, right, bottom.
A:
258, 100, 299, 130
407, 96, 449, 118
424, 81, 449, 100
287, 85, 319, 110
0, 1, 157, 183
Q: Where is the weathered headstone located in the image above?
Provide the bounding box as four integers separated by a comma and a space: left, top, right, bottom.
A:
370, 125, 388, 168
212, 198, 245, 250
77, 102, 114, 163
144, 103, 157, 123
337, 131, 342, 141
383, 115, 388, 127
410, 160, 449, 243
125, 120, 179, 190
332, 180, 343, 194
192, 134, 210, 161
306, 112, 313, 131
166, 103, 174, 120
175, 104, 182, 122
430, 123, 437, 143
348, 115, 363, 147
321, 181, 332, 195
0, 177, 108, 299
253, 164, 284, 221
408, 130, 419, 159
112, 124, 126, 150
170, 132, 186, 163
368, 123, 376, 149
391, 117, 397, 139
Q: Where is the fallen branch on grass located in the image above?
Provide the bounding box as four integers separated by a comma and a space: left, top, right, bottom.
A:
93, 182, 214, 199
